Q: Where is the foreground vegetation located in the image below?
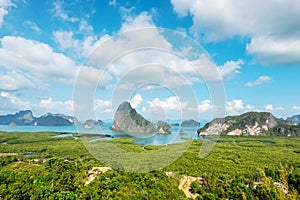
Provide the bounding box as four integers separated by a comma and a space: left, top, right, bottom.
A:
0, 131, 300, 199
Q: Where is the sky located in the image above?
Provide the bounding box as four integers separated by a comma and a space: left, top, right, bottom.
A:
0, 0, 300, 122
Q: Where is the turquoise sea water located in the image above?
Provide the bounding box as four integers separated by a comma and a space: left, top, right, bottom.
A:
0, 123, 201, 146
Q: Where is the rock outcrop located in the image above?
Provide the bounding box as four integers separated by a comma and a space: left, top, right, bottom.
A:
198, 112, 300, 136
181, 119, 200, 127
110, 102, 171, 134
154, 121, 171, 134
84, 119, 104, 129
0, 110, 34, 125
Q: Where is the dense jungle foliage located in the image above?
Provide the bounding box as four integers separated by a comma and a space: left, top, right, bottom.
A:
0, 131, 300, 199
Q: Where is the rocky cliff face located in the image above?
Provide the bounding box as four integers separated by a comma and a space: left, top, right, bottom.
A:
154, 121, 171, 134
110, 102, 171, 134
84, 119, 104, 129
0, 110, 34, 125
0, 111, 79, 126
198, 112, 300, 136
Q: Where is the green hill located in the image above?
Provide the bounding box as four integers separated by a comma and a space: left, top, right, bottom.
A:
198, 112, 300, 136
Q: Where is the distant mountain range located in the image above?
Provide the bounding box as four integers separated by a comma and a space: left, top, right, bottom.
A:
1, 110, 300, 134
286, 114, 300, 125
198, 112, 300, 136
0, 110, 79, 126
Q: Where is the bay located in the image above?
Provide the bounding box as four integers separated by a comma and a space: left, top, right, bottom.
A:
0, 123, 202, 146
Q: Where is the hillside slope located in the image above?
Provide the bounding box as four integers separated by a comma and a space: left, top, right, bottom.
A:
198, 112, 300, 136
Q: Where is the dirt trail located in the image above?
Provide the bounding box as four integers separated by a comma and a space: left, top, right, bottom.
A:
0, 153, 18, 156
85, 167, 112, 185
178, 175, 202, 199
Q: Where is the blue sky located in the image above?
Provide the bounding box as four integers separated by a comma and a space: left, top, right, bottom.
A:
0, 0, 300, 122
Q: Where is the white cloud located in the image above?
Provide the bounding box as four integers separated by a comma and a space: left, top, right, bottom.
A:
53, 31, 78, 50
246, 36, 300, 66
0, 91, 31, 110
120, 11, 155, 31
264, 104, 284, 111
52, 0, 78, 22
171, 0, 300, 40
73, 12, 238, 93
245, 76, 271, 87
0, 70, 34, 90
94, 99, 111, 113
170, 0, 300, 65
130, 94, 143, 109
146, 96, 188, 121
0, 0, 23, 28
53, 30, 99, 58
197, 100, 212, 113
109, 0, 117, 7
0, 36, 78, 84
75, 65, 113, 89
23, 20, 40, 32
188, 99, 255, 116
188, 100, 212, 114
226, 99, 256, 115
218, 59, 242, 79
39, 97, 73, 114
79, 20, 93, 33
292, 106, 300, 111
148, 96, 187, 111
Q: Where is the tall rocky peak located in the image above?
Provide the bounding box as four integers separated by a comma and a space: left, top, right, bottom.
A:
110, 101, 170, 134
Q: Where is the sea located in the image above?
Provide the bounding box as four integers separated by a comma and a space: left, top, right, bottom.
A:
0, 122, 202, 146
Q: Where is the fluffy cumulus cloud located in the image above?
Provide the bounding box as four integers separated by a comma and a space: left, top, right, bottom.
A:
264, 104, 284, 111
130, 94, 143, 109
146, 96, 188, 120
148, 96, 187, 111
245, 76, 271, 87
53, 29, 97, 58
292, 106, 300, 111
64, 10, 243, 94
39, 97, 74, 115
197, 100, 213, 113
188, 100, 212, 113
51, 0, 97, 59
0, 70, 34, 90
0, 0, 23, 28
218, 59, 242, 79
0, 92, 31, 113
188, 99, 255, 116
246, 37, 300, 66
170, 0, 300, 66
53, 31, 78, 51
94, 99, 112, 113
185, 99, 264, 120
84, 12, 243, 91
226, 100, 256, 115
0, 36, 78, 84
